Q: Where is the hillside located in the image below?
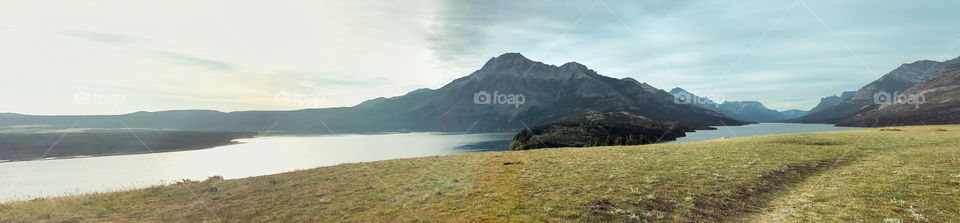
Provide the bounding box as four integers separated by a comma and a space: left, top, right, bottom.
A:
839, 63, 960, 126
792, 56, 960, 124
3, 125, 958, 222
808, 91, 856, 113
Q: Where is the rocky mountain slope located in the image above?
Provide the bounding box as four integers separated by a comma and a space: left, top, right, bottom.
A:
808, 91, 856, 113
791, 56, 960, 124
838, 63, 960, 126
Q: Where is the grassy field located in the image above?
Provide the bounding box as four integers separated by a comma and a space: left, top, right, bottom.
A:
1, 125, 958, 222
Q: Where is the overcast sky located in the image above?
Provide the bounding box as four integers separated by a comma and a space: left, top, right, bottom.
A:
2, 0, 959, 115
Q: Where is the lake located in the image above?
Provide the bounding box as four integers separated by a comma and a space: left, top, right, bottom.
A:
671, 123, 861, 143
0, 123, 856, 202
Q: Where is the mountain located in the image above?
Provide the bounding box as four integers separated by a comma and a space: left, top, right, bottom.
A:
344, 53, 745, 130
666, 88, 803, 122
509, 112, 694, 150
838, 63, 960, 126
808, 91, 857, 113
791, 56, 960, 124
667, 87, 720, 110
716, 101, 785, 122
778, 109, 808, 120
0, 53, 746, 133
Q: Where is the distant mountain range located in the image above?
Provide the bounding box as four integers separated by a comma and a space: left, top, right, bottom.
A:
808, 91, 857, 113
10, 53, 957, 131
667, 88, 807, 122
0, 53, 746, 133
791, 56, 960, 125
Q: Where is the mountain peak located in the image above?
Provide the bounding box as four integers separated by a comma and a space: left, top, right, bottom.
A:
496, 52, 528, 60
478, 53, 538, 72
560, 61, 586, 68
621, 77, 641, 84
668, 87, 688, 94
470, 53, 600, 81
485, 53, 532, 65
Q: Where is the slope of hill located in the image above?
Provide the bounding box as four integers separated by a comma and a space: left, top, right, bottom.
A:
0, 53, 745, 132
792, 56, 960, 124
838, 64, 960, 126
3, 125, 958, 222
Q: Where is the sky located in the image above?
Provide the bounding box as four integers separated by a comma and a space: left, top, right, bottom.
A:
1, 0, 959, 115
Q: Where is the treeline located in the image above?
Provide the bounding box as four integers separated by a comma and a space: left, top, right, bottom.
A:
510, 112, 694, 150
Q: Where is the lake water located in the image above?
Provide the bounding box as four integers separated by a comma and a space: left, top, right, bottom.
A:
0, 123, 856, 202
0, 132, 514, 202
670, 123, 861, 143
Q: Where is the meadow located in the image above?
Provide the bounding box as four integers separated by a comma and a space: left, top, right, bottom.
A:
1, 125, 957, 222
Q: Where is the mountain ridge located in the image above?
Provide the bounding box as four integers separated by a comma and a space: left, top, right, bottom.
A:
838, 63, 960, 126
808, 91, 857, 113
0, 53, 747, 133
791, 56, 960, 124
666, 88, 806, 122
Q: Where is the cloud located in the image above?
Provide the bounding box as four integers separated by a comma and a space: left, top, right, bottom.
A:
63, 30, 142, 45
279, 71, 391, 88
425, 0, 960, 111
427, 0, 696, 68
150, 51, 237, 71
62, 30, 239, 72
4, 0, 960, 115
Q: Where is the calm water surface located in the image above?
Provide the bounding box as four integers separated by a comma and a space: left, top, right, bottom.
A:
0, 132, 513, 202
0, 123, 858, 202
671, 123, 860, 143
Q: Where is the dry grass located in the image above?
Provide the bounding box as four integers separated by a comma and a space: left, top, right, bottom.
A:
1, 125, 959, 222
